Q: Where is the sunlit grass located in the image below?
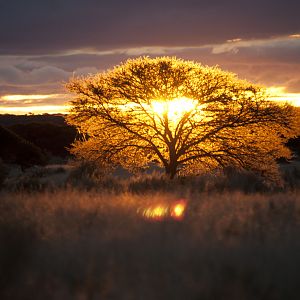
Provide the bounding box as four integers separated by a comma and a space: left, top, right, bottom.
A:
1, 164, 300, 299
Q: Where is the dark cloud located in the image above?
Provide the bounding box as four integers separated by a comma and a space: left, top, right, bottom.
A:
0, 84, 60, 97
0, 0, 300, 54
0, 65, 69, 85
0, 64, 92, 97
0, 94, 70, 108
30, 53, 131, 72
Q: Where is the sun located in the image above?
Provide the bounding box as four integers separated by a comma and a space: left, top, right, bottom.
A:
151, 97, 198, 122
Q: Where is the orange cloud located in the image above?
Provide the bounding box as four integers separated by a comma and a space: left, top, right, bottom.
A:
1, 94, 63, 101
267, 87, 300, 107
0, 105, 69, 115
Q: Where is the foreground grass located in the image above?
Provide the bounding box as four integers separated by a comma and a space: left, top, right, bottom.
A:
1, 187, 300, 300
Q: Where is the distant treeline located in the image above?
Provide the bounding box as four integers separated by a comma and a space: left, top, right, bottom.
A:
0, 114, 77, 168
0, 114, 66, 126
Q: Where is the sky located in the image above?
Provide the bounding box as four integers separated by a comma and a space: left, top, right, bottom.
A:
0, 0, 300, 114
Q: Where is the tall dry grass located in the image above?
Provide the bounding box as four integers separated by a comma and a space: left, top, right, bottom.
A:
1, 184, 300, 299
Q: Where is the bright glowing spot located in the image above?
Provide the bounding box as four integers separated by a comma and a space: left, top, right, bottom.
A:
139, 199, 187, 221
151, 97, 198, 122
170, 200, 187, 220
267, 86, 286, 95
267, 87, 300, 107
151, 102, 165, 115
142, 205, 169, 221
1, 94, 62, 101
289, 34, 300, 39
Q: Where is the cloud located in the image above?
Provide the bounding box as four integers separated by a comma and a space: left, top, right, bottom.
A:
0, 93, 71, 108
0, 65, 69, 85
211, 35, 300, 57
0, 65, 70, 98
0, 30, 300, 114
284, 79, 300, 93
29, 66, 70, 83
1, 0, 300, 55
0, 66, 24, 84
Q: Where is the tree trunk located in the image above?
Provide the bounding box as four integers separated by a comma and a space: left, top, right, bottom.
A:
166, 141, 178, 179
165, 162, 177, 179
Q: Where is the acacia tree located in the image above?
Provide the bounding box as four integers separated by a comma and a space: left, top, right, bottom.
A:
66, 57, 299, 180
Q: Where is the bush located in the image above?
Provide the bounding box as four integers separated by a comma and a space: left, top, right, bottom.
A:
9, 122, 76, 157
0, 125, 47, 168
0, 159, 8, 188
67, 161, 123, 192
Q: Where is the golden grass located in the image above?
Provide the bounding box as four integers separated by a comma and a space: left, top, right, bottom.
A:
1, 186, 300, 299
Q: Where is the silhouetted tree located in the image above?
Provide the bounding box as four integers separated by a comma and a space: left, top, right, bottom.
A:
66, 57, 299, 180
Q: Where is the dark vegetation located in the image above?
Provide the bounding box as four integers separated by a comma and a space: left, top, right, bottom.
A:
0, 125, 47, 168
0, 113, 299, 169
287, 136, 300, 157
9, 122, 77, 157
0, 114, 76, 166
0, 114, 66, 126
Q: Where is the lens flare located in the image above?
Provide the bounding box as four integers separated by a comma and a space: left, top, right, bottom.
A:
170, 200, 186, 220
139, 199, 187, 221
142, 205, 169, 221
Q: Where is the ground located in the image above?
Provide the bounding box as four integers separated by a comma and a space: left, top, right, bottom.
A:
1, 161, 300, 299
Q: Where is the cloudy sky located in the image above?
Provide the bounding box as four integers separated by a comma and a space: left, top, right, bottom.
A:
1, 0, 300, 114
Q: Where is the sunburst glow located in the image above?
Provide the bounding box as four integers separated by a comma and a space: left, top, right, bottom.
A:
151, 97, 198, 122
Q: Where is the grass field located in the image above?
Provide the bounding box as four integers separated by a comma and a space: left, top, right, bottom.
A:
1, 164, 300, 299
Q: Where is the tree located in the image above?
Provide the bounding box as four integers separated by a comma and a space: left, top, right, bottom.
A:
66, 57, 299, 180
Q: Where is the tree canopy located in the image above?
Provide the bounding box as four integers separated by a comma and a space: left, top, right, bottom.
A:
66, 57, 299, 180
